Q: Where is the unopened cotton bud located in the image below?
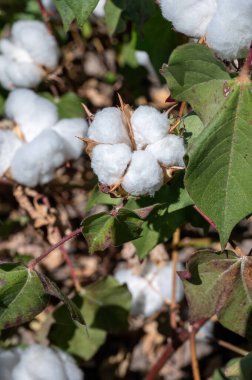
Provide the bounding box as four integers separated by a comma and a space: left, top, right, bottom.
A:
160, 0, 217, 38
0, 130, 23, 176
53, 118, 88, 160
122, 150, 163, 196
146, 134, 185, 167
91, 143, 132, 186
131, 106, 169, 149
88, 107, 130, 145
5, 89, 58, 142
206, 0, 252, 59
11, 21, 59, 70
11, 129, 65, 187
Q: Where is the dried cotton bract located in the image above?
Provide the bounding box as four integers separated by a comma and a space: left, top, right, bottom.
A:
0, 20, 59, 89
86, 102, 185, 197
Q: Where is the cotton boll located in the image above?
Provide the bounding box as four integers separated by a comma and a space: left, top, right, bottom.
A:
5, 89, 58, 141
11, 129, 65, 187
53, 118, 88, 160
160, 0, 217, 38
0, 348, 20, 380
41, 0, 57, 13
122, 150, 163, 196
91, 143, 132, 186
0, 56, 13, 90
131, 106, 169, 149
11, 20, 59, 70
0, 39, 33, 63
206, 0, 252, 59
0, 130, 23, 176
146, 134, 185, 167
88, 107, 130, 145
135, 50, 159, 84
57, 349, 84, 380
93, 0, 106, 17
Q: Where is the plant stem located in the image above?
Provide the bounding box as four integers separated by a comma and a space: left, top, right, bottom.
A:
144, 319, 206, 380
170, 228, 180, 329
193, 205, 217, 230
238, 42, 252, 81
189, 326, 201, 380
28, 227, 82, 270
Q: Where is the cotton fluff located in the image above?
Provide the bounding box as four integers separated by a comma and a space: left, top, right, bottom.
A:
93, 0, 106, 17
0, 345, 83, 380
5, 89, 58, 142
11, 129, 65, 187
91, 143, 132, 186
0, 130, 23, 176
160, 0, 217, 37
88, 107, 130, 145
53, 118, 88, 160
146, 134, 185, 167
131, 106, 169, 149
122, 150, 163, 196
206, 0, 252, 59
115, 262, 184, 317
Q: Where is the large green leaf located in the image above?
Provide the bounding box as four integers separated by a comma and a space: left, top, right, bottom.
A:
162, 43, 230, 125
180, 250, 252, 339
50, 276, 131, 360
185, 82, 252, 246
55, 0, 99, 30
213, 353, 252, 380
82, 208, 143, 253
0, 263, 48, 329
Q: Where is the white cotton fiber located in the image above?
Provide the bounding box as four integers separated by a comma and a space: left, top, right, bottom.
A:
196, 320, 214, 341
206, 0, 252, 59
11, 21, 59, 70
0, 348, 20, 380
42, 0, 57, 13
0, 56, 13, 89
146, 134, 185, 167
53, 118, 88, 160
93, 0, 106, 17
88, 107, 130, 145
0, 130, 23, 176
11, 345, 83, 380
5, 89, 58, 142
0, 39, 33, 63
122, 150, 163, 196
131, 106, 169, 149
91, 143, 132, 186
160, 0, 217, 38
11, 129, 65, 187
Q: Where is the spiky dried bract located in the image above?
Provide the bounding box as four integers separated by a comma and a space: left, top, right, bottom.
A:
53, 118, 88, 160
146, 134, 185, 167
206, 0, 252, 59
131, 106, 169, 149
122, 151, 163, 196
0, 130, 23, 176
91, 143, 132, 186
88, 107, 131, 145
160, 0, 217, 38
11, 130, 65, 187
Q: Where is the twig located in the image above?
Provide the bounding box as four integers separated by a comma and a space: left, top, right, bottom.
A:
170, 228, 180, 329
37, 0, 53, 31
238, 42, 252, 81
28, 227, 82, 270
189, 325, 201, 380
144, 319, 207, 380
217, 339, 249, 357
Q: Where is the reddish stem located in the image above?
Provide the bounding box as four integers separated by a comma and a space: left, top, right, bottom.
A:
193, 205, 217, 230
144, 319, 206, 380
28, 227, 82, 270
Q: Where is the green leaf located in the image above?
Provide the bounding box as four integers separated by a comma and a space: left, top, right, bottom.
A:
185, 82, 252, 246
85, 185, 122, 212
181, 113, 204, 148
213, 353, 252, 380
56, 92, 84, 118
54, 0, 74, 31
0, 263, 48, 330
162, 43, 230, 124
82, 209, 143, 253
55, 0, 99, 30
180, 250, 252, 339
49, 276, 131, 360
105, 0, 125, 35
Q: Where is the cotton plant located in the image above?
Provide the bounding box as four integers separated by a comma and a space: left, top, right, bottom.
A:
0, 344, 83, 380
114, 261, 184, 317
85, 101, 185, 197
0, 20, 59, 89
0, 89, 88, 187
159, 0, 252, 59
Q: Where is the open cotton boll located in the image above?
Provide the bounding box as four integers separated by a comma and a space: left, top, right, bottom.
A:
5, 89, 58, 142
53, 118, 88, 160
11, 130, 65, 187
160, 0, 217, 38
146, 134, 185, 167
122, 150, 163, 196
57, 349, 84, 380
93, 0, 106, 17
131, 106, 169, 149
0, 348, 20, 380
0, 130, 23, 176
88, 107, 130, 145
206, 0, 252, 59
91, 143, 132, 186
0, 39, 33, 63
135, 51, 159, 84
12, 345, 83, 380
0, 56, 13, 90
11, 21, 59, 70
